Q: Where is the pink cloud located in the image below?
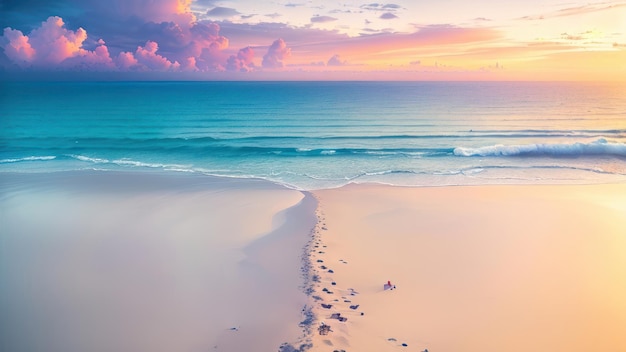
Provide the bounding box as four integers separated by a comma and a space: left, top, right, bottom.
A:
180, 56, 197, 71
301, 25, 501, 61
327, 54, 347, 66
262, 38, 291, 68
0, 14, 235, 72
0, 16, 109, 68
62, 40, 115, 70
133, 40, 180, 71
116, 51, 139, 70
1, 28, 35, 67
226, 46, 255, 72
29, 17, 88, 64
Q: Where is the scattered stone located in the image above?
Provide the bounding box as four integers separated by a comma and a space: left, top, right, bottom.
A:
331, 281, 336, 285
360, 312, 364, 316
349, 304, 359, 310
402, 343, 408, 347
328, 269, 334, 273
387, 338, 397, 342
330, 313, 348, 322
317, 259, 323, 263
318, 323, 332, 335
321, 303, 332, 309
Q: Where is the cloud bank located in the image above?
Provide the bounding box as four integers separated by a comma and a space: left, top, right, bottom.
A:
0, 0, 290, 73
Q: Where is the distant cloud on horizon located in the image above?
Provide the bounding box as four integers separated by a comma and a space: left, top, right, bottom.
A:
311, 15, 338, 23
206, 7, 241, 18
380, 12, 399, 19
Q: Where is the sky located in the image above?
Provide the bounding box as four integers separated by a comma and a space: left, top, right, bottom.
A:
1, 0, 625, 80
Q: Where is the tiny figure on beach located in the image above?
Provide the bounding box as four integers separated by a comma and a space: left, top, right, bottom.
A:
384, 280, 396, 290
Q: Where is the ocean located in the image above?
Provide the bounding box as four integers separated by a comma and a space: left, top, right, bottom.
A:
2, 81, 625, 189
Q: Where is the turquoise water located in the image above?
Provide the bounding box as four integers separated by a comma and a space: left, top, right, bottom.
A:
2, 81, 626, 189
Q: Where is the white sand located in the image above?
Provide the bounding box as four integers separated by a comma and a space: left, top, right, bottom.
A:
4, 172, 625, 352
0, 171, 316, 352
309, 183, 626, 352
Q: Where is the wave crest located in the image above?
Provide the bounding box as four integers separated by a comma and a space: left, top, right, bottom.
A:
0, 156, 56, 163
454, 138, 626, 157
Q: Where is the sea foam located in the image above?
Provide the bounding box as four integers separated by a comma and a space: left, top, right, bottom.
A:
0, 156, 56, 163
454, 138, 626, 157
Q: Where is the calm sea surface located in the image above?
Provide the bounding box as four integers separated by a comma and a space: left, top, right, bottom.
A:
1, 81, 625, 189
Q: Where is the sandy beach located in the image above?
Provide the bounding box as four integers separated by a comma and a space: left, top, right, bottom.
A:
309, 183, 626, 352
0, 171, 316, 352
3, 171, 626, 352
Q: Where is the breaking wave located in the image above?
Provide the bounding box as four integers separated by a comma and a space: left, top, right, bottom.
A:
0, 156, 56, 163
454, 138, 626, 157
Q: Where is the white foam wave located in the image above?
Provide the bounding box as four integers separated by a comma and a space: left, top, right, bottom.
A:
70, 155, 110, 163
0, 156, 56, 163
113, 159, 189, 170
454, 138, 626, 157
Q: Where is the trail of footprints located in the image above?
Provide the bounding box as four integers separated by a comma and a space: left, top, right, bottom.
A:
311, 207, 418, 351
311, 208, 360, 351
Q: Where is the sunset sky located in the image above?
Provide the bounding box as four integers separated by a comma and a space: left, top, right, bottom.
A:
1, 0, 625, 80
